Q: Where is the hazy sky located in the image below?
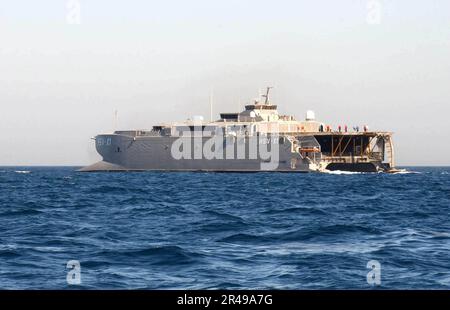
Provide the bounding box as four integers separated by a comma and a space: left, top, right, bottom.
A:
0, 0, 449, 166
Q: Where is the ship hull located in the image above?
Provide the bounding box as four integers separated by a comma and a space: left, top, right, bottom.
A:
80, 132, 391, 173
79, 133, 314, 172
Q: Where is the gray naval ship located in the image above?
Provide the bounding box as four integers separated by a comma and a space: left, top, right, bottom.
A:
81, 88, 396, 173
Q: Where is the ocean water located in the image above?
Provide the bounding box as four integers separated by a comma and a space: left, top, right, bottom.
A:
0, 166, 449, 289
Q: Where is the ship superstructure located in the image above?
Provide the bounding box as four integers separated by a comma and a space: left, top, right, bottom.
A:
81, 88, 395, 173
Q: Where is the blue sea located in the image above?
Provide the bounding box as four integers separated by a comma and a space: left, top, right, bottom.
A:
0, 166, 449, 289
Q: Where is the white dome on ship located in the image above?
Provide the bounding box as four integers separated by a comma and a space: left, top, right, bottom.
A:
192, 115, 204, 122
306, 110, 315, 121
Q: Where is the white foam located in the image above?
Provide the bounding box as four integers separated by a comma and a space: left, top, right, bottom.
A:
323, 170, 363, 175
15, 170, 31, 174
390, 169, 421, 174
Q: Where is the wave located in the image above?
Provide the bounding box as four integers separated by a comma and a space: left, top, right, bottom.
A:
202, 210, 246, 222
429, 231, 450, 240
0, 209, 43, 216
276, 224, 382, 241
33, 246, 64, 253
218, 224, 382, 244
15, 170, 31, 174
0, 249, 21, 258
89, 185, 129, 194
105, 245, 203, 266
218, 233, 270, 243
261, 206, 327, 215
193, 221, 248, 233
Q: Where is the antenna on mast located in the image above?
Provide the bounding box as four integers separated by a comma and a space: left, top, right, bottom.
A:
262, 86, 273, 105
114, 109, 118, 132
209, 88, 214, 122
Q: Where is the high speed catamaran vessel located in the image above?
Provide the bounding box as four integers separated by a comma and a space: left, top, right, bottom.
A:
81, 88, 396, 173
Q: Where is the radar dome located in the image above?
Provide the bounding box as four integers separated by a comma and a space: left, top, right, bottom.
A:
306, 110, 315, 121
192, 115, 204, 122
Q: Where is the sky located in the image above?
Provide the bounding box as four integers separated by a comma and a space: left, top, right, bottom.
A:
0, 0, 449, 166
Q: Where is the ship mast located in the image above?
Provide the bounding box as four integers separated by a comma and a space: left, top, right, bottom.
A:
209, 88, 214, 122
262, 86, 273, 105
